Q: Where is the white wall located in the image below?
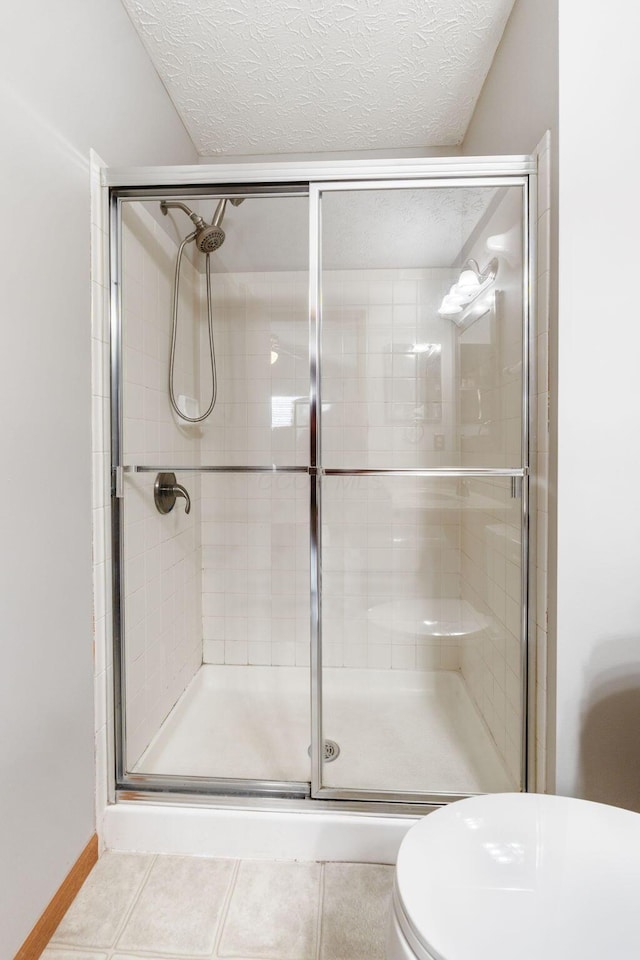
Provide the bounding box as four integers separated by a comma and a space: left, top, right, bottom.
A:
463, 0, 558, 160
0, 1, 196, 954
555, 0, 640, 809
463, 0, 640, 809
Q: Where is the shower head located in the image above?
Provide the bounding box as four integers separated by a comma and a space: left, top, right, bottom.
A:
160, 197, 245, 254
195, 223, 226, 253
196, 197, 245, 252
161, 198, 225, 252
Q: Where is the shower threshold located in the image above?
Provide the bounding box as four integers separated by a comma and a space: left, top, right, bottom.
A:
132, 665, 514, 796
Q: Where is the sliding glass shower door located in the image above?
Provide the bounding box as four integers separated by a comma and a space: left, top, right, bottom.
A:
114, 191, 313, 795
310, 180, 529, 800
110, 161, 532, 805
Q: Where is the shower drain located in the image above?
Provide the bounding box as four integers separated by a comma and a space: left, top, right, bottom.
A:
308, 739, 341, 762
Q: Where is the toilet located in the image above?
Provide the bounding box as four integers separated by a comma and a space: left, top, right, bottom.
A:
388, 792, 640, 960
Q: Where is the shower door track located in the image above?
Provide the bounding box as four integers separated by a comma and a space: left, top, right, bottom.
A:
116, 788, 464, 816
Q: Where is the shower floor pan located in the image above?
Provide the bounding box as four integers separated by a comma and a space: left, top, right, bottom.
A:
132, 665, 514, 795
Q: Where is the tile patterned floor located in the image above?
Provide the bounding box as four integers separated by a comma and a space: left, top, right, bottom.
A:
43, 853, 394, 960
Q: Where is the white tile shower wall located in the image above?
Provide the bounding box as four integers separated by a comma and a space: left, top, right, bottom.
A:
457, 187, 531, 786
459, 478, 523, 785
321, 269, 458, 469
200, 272, 309, 666
198, 270, 310, 667
199, 268, 462, 669
458, 187, 524, 471
123, 472, 202, 766
201, 474, 310, 668
120, 203, 203, 767
122, 203, 201, 467
322, 476, 462, 671
198, 272, 309, 468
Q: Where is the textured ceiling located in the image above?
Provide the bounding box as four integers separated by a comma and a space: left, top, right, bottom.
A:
319, 186, 497, 270
121, 0, 516, 156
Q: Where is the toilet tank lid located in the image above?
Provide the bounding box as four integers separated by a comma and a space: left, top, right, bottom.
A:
394, 793, 640, 960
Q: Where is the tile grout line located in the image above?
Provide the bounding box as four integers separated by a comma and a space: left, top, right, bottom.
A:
314, 862, 325, 960
107, 948, 212, 960
210, 858, 241, 959
50, 853, 158, 955
108, 852, 159, 955
46, 941, 263, 960
46, 950, 111, 959
106, 949, 210, 960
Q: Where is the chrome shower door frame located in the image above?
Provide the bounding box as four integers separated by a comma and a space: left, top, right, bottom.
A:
106, 156, 537, 808
308, 175, 534, 803
109, 184, 314, 802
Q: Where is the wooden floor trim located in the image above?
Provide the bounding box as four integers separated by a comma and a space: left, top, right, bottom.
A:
14, 833, 99, 960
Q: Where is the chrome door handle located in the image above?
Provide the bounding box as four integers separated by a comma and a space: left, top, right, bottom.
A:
154, 472, 191, 515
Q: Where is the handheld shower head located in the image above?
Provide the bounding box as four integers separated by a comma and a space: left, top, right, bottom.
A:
212, 198, 228, 228
212, 197, 245, 228
162, 197, 245, 424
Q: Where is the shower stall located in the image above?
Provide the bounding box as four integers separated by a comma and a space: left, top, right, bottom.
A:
109, 156, 535, 807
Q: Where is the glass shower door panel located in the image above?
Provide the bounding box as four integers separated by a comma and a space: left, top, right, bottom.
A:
119, 197, 310, 472
319, 474, 524, 797
120, 199, 203, 471
195, 471, 311, 782
120, 469, 203, 774
122, 470, 311, 783
318, 184, 526, 470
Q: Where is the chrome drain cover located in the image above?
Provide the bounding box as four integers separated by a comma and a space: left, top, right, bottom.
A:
308, 739, 340, 762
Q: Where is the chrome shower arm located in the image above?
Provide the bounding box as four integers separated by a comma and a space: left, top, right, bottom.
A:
160, 200, 207, 230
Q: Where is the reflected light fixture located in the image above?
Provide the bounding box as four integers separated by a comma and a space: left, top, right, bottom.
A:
412, 342, 441, 358
486, 224, 520, 266
438, 257, 498, 327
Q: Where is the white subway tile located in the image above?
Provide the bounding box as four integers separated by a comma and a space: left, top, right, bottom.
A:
225, 640, 248, 665
203, 640, 225, 664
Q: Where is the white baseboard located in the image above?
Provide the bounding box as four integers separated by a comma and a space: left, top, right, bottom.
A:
102, 802, 418, 863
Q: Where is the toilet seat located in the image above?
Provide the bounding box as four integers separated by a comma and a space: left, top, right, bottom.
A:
392, 792, 640, 960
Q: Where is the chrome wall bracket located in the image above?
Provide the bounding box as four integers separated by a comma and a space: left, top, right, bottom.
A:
112, 465, 124, 498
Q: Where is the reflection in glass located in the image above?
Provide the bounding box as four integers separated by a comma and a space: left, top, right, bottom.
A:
319, 186, 524, 469
320, 475, 522, 796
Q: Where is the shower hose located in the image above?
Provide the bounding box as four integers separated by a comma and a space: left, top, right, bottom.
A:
168, 231, 217, 423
